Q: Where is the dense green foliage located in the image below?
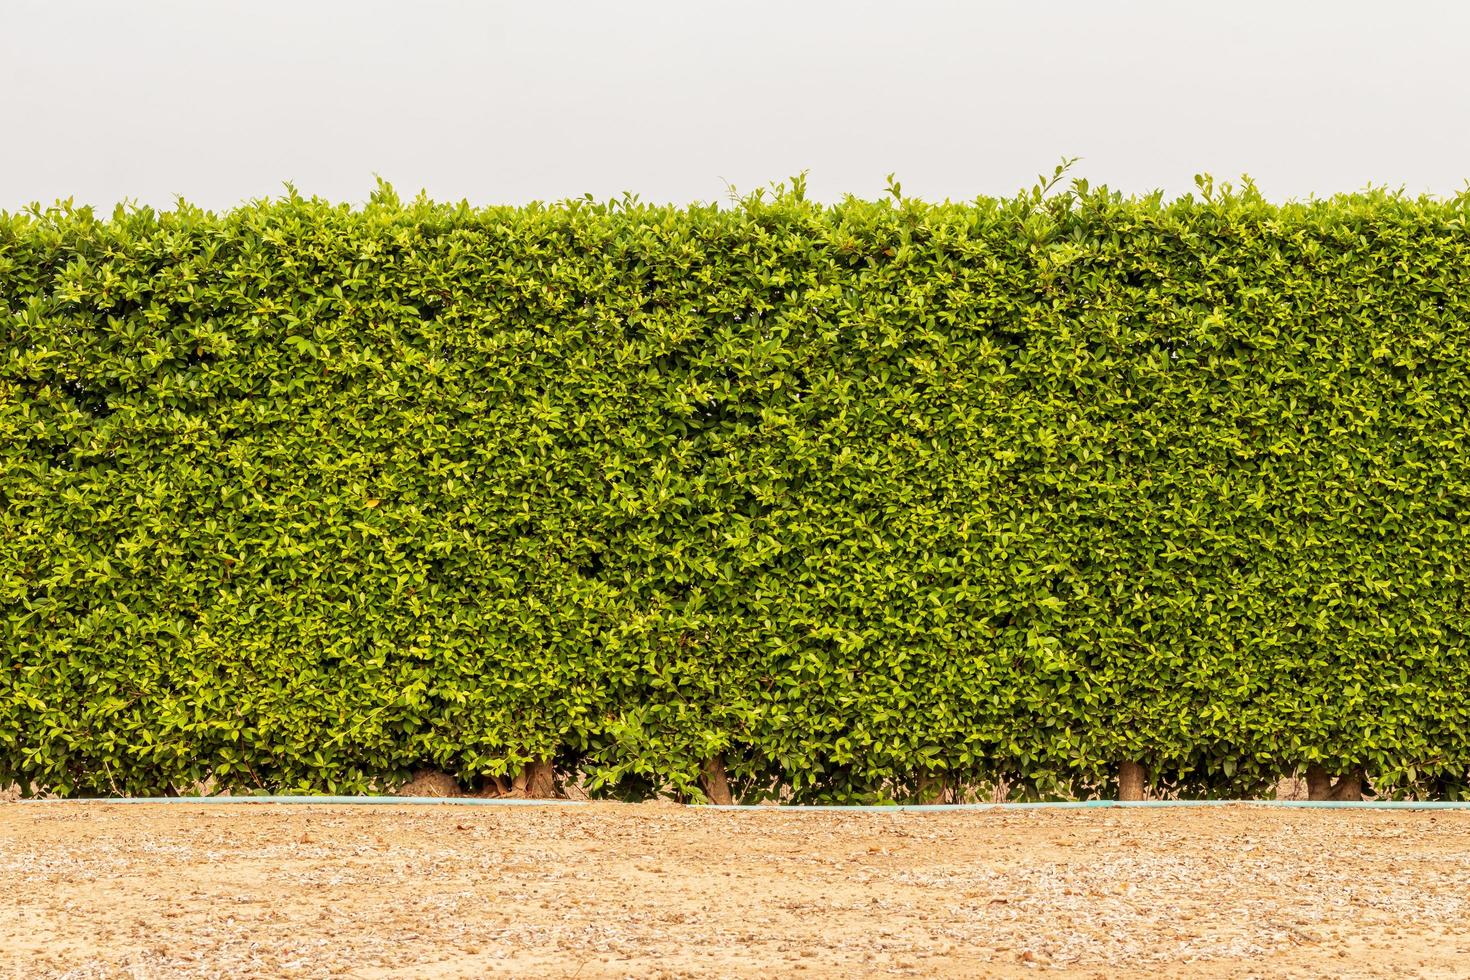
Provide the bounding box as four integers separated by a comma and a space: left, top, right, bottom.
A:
5, 174, 1470, 801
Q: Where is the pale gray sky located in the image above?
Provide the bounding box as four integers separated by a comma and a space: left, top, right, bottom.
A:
3, 0, 1468, 210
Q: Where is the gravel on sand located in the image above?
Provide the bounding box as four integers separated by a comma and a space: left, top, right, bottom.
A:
3, 802, 1469, 977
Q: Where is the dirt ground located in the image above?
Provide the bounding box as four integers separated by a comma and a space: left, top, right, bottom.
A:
2, 802, 1469, 978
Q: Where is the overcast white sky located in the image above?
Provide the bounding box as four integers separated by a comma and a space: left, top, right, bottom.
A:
3, 0, 1468, 210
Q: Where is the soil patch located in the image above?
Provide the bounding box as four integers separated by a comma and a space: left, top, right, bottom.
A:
2, 802, 1468, 977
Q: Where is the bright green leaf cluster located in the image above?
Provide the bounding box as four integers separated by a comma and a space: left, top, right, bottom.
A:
4, 177, 1470, 801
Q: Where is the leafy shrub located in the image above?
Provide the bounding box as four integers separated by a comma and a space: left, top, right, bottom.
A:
4, 175, 1470, 801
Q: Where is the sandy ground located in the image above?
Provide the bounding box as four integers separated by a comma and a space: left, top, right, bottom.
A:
2, 802, 1469, 978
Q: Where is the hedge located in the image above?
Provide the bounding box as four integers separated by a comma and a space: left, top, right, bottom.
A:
4, 174, 1470, 802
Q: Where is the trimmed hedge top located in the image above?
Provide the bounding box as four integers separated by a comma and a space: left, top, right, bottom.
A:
4, 175, 1470, 801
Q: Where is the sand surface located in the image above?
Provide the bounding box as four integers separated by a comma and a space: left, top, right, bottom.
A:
3, 801, 1469, 977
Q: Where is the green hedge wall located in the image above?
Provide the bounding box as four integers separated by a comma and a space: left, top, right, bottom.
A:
4, 177, 1470, 801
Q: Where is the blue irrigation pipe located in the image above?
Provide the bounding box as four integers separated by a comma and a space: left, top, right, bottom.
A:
15, 796, 1470, 810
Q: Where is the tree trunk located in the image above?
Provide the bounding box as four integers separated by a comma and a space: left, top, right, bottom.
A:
915, 770, 946, 804
1306, 765, 1333, 800
1306, 765, 1362, 801
1118, 761, 1146, 802
699, 756, 734, 805
511, 759, 556, 799
1329, 770, 1362, 802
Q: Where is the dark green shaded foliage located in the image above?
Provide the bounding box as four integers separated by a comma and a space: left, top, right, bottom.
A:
4, 175, 1470, 801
